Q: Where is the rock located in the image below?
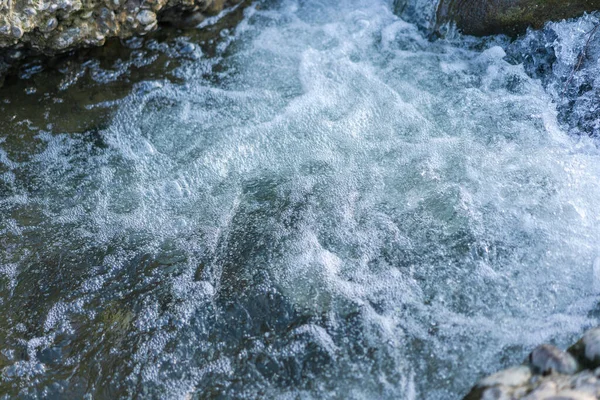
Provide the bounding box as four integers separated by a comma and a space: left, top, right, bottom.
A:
465, 327, 600, 399
569, 327, 600, 369
548, 389, 596, 400
11, 26, 23, 39
480, 386, 512, 400
40, 18, 59, 34
136, 10, 157, 26
0, 0, 243, 57
523, 381, 557, 399
529, 344, 578, 375
393, 0, 600, 37
479, 366, 533, 388
463, 367, 531, 400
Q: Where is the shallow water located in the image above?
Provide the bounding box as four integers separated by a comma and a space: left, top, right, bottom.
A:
2, 0, 600, 398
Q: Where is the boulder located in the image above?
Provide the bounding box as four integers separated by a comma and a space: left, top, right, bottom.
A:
394, 0, 600, 36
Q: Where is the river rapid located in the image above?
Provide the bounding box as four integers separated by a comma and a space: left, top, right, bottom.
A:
2, 0, 600, 398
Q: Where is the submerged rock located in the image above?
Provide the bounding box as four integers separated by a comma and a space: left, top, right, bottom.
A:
0, 0, 241, 57
394, 0, 600, 36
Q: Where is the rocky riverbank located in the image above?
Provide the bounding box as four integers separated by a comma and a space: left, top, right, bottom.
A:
0, 0, 241, 54
0, 0, 242, 78
465, 327, 600, 399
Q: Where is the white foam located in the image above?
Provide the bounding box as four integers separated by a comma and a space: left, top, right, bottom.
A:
2, 0, 600, 398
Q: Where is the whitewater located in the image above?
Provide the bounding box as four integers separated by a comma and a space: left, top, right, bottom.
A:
2, 0, 600, 398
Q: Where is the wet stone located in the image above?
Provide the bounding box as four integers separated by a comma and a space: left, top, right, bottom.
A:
523, 381, 558, 399
529, 344, 578, 375
583, 328, 600, 367
136, 10, 157, 26
478, 366, 532, 388
40, 18, 59, 34
11, 26, 23, 39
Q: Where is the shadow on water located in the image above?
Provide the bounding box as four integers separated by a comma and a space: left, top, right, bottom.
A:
0, 1, 251, 138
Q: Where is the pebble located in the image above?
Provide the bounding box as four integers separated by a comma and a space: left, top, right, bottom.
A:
136, 10, 156, 25
41, 18, 59, 33
11, 26, 23, 39
178, 43, 196, 54
529, 344, 578, 375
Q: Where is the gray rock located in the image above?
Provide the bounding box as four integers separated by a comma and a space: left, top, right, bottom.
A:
523, 381, 558, 399
479, 366, 532, 388
529, 344, 578, 375
40, 18, 59, 34
583, 328, 600, 366
136, 10, 157, 26
465, 327, 600, 399
11, 26, 23, 39
547, 390, 596, 400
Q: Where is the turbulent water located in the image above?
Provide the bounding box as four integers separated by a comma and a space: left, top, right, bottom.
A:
2, 0, 600, 398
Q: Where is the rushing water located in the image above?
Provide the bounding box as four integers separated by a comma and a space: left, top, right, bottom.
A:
2, 0, 600, 398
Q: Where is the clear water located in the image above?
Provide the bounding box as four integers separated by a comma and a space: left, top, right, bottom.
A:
2, 0, 600, 398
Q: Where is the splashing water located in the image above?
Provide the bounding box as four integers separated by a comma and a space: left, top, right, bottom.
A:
2, 0, 600, 398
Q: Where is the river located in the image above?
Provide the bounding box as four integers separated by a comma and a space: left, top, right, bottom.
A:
1, 0, 600, 398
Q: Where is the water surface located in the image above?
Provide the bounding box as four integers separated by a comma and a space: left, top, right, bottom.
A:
2, 0, 600, 398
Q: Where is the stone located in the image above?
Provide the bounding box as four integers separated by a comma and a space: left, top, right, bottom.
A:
523, 381, 557, 399
465, 327, 600, 399
436, 0, 600, 36
479, 366, 532, 388
394, 0, 600, 37
11, 26, 23, 39
40, 18, 59, 34
548, 389, 596, 400
529, 344, 578, 375
136, 10, 157, 26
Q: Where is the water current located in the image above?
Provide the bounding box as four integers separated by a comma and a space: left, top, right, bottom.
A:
2, 0, 600, 398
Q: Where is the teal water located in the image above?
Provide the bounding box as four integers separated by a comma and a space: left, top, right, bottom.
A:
2, 1, 600, 398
